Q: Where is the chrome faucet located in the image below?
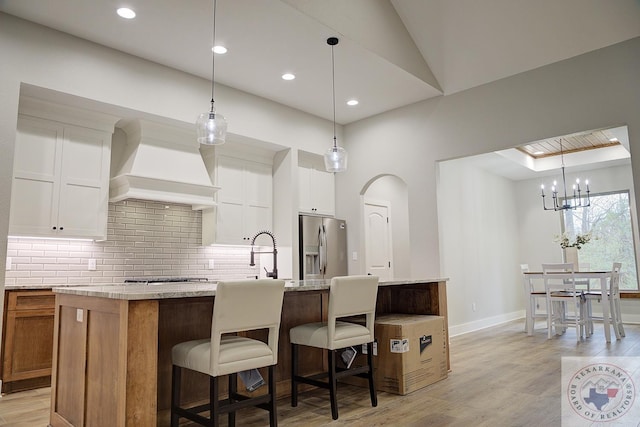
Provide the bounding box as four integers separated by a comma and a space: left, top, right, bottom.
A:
249, 230, 278, 279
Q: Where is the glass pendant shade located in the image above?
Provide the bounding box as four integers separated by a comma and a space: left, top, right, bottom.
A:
324, 37, 347, 172
196, 109, 227, 145
324, 145, 348, 173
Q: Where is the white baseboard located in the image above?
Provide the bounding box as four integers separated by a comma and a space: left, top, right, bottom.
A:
448, 310, 640, 339
449, 310, 524, 337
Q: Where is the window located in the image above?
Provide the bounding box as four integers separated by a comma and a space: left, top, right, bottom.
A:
562, 191, 639, 290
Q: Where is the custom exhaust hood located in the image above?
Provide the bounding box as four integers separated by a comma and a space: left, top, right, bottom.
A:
109, 119, 219, 209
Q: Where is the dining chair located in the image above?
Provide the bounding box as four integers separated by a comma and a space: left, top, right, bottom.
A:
585, 262, 625, 338
521, 264, 547, 335
543, 263, 589, 342
289, 275, 379, 420
170, 279, 286, 427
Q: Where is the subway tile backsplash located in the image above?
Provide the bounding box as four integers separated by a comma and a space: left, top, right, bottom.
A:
5, 199, 260, 286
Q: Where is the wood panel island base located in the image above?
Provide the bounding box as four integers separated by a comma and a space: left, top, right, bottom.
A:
49, 278, 449, 427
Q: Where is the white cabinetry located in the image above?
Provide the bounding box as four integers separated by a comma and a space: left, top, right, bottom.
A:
298, 165, 335, 216
203, 154, 272, 245
9, 98, 116, 240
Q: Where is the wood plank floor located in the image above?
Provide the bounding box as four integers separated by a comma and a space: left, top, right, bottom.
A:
2, 320, 639, 426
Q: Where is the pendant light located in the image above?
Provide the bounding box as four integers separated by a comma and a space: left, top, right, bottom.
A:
196, 0, 227, 145
324, 37, 348, 173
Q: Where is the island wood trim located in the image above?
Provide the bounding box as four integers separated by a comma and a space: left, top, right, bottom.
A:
50, 295, 158, 427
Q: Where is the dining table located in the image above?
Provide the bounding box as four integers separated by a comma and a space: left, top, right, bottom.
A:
523, 270, 621, 343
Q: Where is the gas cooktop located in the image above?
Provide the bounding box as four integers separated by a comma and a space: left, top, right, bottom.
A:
124, 277, 209, 285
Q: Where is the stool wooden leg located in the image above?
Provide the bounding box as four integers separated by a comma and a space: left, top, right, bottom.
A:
366, 342, 377, 407
171, 365, 181, 427
291, 343, 298, 407
211, 376, 219, 427
328, 349, 338, 420
228, 373, 237, 427
268, 365, 278, 427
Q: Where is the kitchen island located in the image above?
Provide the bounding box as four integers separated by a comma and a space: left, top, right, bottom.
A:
49, 278, 448, 427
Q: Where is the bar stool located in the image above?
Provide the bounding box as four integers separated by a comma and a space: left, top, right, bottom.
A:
290, 275, 379, 420
171, 279, 286, 427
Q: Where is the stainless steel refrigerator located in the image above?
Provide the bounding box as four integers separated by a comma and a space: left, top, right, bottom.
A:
299, 215, 347, 280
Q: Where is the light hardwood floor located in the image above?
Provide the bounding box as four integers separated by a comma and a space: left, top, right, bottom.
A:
2, 320, 639, 426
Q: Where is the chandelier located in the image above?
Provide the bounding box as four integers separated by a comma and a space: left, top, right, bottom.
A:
540, 139, 590, 211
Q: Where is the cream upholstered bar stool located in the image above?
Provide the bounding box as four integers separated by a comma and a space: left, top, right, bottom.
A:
290, 275, 379, 420
171, 279, 285, 427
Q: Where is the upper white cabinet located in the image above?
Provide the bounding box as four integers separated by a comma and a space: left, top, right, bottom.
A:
298, 153, 335, 216
203, 153, 273, 245
9, 98, 117, 240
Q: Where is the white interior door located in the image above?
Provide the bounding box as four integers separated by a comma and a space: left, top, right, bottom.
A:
364, 200, 393, 279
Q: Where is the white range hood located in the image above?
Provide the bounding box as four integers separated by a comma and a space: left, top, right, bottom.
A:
109, 119, 219, 209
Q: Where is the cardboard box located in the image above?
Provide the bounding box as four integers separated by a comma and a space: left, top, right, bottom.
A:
373, 314, 448, 395
342, 314, 447, 395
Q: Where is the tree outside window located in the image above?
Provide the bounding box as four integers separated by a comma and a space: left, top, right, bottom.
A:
562, 191, 639, 290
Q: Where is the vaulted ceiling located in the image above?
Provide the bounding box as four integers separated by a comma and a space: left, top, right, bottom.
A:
2, 0, 639, 125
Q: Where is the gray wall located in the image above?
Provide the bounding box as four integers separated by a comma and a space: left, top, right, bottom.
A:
342, 37, 640, 280
341, 37, 640, 332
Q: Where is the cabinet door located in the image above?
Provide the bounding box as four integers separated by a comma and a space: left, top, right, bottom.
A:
2, 309, 55, 382
57, 125, 111, 238
297, 166, 314, 213
2, 291, 56, 389
312, 168, 335, 216
245, 161, 272, 236
215, 156, 248, 244
9, 116, 63, 236
297, 166, 335, 216
215, 201, 246, 244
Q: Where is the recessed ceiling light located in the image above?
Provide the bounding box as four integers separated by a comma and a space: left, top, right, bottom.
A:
116, 7, 136, 19
347, 99, 359, 106
212, 45, 227, 54
282, 73, 295, 81
609, 137, 619, 142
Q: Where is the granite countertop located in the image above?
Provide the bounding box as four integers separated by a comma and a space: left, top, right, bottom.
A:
48, 278, 448, 300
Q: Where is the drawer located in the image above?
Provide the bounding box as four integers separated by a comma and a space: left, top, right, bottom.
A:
7, 290, 55, 311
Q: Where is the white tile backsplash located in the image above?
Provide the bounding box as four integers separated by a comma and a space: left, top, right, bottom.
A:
5, 199, 260, 286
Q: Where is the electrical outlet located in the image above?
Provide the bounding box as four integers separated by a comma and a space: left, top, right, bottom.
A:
76, 309, 83, 322
5, 257, 11, 271
208, 259, 215, 269
352, 251, 358, 261
88, 258, 97, 271
472, 302, 477, 312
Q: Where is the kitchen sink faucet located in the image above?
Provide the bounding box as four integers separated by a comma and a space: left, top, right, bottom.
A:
249, 230, 278, 279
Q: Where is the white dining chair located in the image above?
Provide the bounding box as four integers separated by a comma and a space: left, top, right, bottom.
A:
585, 262, 625, 338
521, 264, 547, 335
543, 263, 589, 342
